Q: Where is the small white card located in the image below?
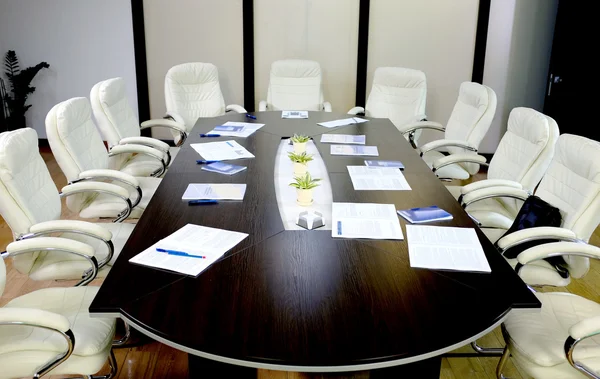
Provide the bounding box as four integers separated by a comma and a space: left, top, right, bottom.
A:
282, 111, 309, 119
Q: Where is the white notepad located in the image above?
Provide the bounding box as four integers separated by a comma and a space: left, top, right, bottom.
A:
331, 203, 404, 240
191, 140, 255, 161
182, 184, 247, 201
129, 224, 248, 276
317, 117, 369, 128
347, 166, 411, 190
320, 134, 366, 145
406, 225, 491, 272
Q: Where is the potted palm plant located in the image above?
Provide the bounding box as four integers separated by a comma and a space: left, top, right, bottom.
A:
290, 133, 310, 154
289, 172, 321, 206
288, 151, 313, 175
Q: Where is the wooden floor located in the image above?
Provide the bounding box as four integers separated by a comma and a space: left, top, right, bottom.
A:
2, 150, 599, 379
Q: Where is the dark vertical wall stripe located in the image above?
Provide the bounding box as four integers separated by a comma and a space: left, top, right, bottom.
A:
472, 0, 491, 83
131, 1, 151, 137
242, 0, 255, 112
355, 0, 371, 106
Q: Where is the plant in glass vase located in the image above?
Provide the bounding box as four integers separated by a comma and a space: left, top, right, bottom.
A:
288, 151, 313, 176
289, 172, 321, 206
290, 133, 310, 153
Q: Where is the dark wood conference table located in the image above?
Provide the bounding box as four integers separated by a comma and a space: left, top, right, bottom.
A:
90, 111, 540, 377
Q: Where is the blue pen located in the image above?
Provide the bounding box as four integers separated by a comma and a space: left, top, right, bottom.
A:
156, 248, 207, 259
200, 133, 221, 138
188, 199, 219, 205
245, 114, 256, 120
196, 160, 221, 164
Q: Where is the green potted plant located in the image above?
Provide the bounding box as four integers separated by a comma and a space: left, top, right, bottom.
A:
288, 151, 313, 176
290, 133, 310, 154
289, 172, 321, 206
0, 50, 50, 131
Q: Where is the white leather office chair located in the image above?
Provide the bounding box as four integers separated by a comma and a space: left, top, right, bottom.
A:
462, 134, 600, 287
141, 62, 246, 146
447, 107, 559, 230
497, 249, 600, 378
348, 67, 427, 146
46, 97, 160, 220
90, 77, 173, 177
399, 82, 497, 180
0, 128, 134, 285
259, 59, 332, 112
0, 256, 119, 378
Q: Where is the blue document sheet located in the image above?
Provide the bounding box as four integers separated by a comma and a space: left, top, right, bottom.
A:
397, 206, 453, 224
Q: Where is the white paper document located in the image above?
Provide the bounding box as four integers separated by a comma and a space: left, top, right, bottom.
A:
320, 134, 366, 145
331, 203, 404, 240
129, 224, 249, 276
406, 225, 491, 273
317, 117, 369, 128
191, 140, 255, 161
347, 166, 411, 190
282, 111, 309, 119
182, 183, 247, 201
207, 121, 265, 138
330, 145, 379, 156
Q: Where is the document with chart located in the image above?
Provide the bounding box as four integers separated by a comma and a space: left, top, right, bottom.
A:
331, 202, 404, 240
406, 225, 491, 272
191, 140, 255, 160
330, 145, 379, 156
207, 121, 265, 138
347, 166, 411, 190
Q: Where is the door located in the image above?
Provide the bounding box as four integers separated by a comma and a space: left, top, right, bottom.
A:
543, 1, 597, 140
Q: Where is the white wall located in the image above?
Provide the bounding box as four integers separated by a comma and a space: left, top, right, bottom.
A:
0, 0, 138, 138
143, 0, 244, 139
480, 0, 558, 153
367, 0, 479, 145
254, 0, 360, 112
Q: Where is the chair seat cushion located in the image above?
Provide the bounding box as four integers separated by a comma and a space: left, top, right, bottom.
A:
422, 150, 470, 180
120, 153, 165, 177
79, 177, 160, 219
505, 292, 600, 376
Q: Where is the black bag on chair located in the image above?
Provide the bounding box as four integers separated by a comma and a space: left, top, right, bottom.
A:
494, 195, 568, 277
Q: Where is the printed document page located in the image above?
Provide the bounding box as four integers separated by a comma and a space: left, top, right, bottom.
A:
191, 140, 255, 160
406, 225, 491, 272
182, 184, 247, 200
331, 202, 404, 240
130, 224, 249, 276
320, 134, 366, 145
330, 145, 379, 156
317, 117, 369, 128
347, 166, 411, 190
208, 121, 265, 137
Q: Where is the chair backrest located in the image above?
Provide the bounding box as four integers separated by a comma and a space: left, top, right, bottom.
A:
0, 128, 61, 275
445, 82, 497, 174
90, 77, 141, 147
536, 134, 600, 278
46, 97, 109, 212
365, 67, 427, 130
266, 59, 324, 111
488, 107, 559, 212
165, 62, 227, 131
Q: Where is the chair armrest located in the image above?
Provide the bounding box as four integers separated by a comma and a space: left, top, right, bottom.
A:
420, 139, 478, 156
398, 121, 445, 135
570, 315, 600, 340
431, 153, 487, 175
348, 106, 365, 115
7, 237, 98, 286
140, 118, 187, 133
225, 104, 247, 113
461, 186, 530, 208
76, 169, 142, 209
119, 136, 169, 153
517, 242, 600, 267
461, 179, 523, 197
164, 111, 186, 125
60, 182, 133, 223
259, 100, 268, 112
108, 144, 167, 177
0, 307, 71, 332
25, 220, 114, 268
496, 227, 579, 252
323, 102, 332, 112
